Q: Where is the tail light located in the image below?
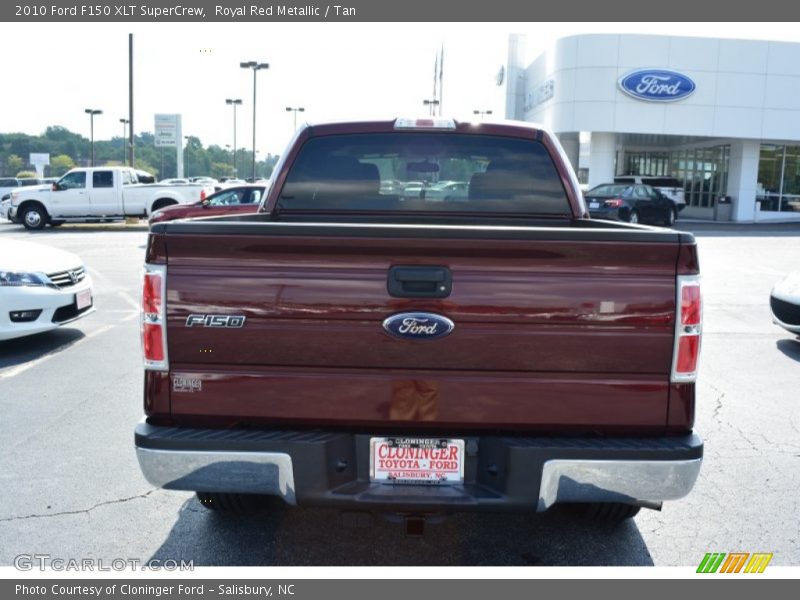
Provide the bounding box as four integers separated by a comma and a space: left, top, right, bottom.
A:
142, 263, 168, 371
604, 198, 624, 208
671, 275, 702, 382
200, 189, 207, 201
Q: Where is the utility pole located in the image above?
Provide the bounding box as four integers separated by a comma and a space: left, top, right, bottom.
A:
120, 118, 129, 163
240, 61, 269, 181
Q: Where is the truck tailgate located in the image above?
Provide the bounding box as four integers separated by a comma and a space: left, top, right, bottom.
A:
160, 223, 681, 432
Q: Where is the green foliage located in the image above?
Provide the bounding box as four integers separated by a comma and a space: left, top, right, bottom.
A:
210, 162, 231, 179
5, 154, 24, 175
16, 170, 36, 178
0, 127, 279, 181
50, 154, 76, 177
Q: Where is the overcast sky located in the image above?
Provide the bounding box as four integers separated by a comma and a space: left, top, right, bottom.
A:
1, 22, 799, 156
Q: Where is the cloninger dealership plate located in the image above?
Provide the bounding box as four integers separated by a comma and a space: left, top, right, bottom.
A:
370, 437, 465, 484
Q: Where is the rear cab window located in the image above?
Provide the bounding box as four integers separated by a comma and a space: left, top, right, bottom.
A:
277, 133, 571, 216
92, 171, 114, 188
587, 184, 630, 196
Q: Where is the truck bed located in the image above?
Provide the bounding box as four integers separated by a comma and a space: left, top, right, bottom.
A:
146, 215, 696, 434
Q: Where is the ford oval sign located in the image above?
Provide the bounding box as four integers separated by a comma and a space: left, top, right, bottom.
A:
382, 312, 454, 341
618, 69, 696, 102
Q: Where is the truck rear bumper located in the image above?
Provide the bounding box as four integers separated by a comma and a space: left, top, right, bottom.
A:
134, 421, 703, 512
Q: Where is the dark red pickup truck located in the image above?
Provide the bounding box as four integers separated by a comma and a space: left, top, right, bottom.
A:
136, 118, 703, 524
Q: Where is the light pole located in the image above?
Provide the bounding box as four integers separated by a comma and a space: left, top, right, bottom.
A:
225, 98, 242, 176
119, 118, 129, 164
184, 135, 190, 179
473, 109, 493, 119
225, 144, 232, 177
240, 61, 269, 181
84, 108, 102, 166
285, 106, 305, 130
423, 99, 440, 116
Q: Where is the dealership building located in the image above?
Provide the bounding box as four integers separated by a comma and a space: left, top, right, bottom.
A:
503, 34, 800, 221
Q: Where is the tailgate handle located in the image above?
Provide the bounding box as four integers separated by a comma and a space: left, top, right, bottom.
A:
387, 266, 452, 298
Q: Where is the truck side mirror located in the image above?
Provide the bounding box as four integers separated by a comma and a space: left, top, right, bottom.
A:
52, 183, 59, 191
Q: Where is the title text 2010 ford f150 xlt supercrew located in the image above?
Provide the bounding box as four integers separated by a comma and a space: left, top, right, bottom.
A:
135, 118, 703, 524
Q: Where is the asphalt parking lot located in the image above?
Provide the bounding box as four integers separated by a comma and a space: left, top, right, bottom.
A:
0, 219, 798, 567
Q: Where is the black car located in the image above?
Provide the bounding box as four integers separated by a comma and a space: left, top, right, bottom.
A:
584, 183, 678, 226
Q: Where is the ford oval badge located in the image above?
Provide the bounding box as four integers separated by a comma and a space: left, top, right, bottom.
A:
618, 69, 696, 102
382, 312, 454, 341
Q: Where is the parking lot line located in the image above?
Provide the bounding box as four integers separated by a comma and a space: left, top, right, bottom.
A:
86, 266, 141, 311
0, 312, 138, 380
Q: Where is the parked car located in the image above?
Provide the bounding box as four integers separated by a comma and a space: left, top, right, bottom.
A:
770, 272, 800, 335
614, 176, 686, 211
135, 118, 703, 525
0, 178, 22, 201
6, 167, 215, 230
585, 183, 678, 225
0, 239, 94, 340
0, 197, 12, 220
402, 181, 425, 198
149, 185, 265, 224
190, 176, 218, 185
426, 180, 469, 202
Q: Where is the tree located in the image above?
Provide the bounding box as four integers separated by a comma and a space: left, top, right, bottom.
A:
210, 162, 231, 179
133, 159, 157, 177
49, 154, 75, 177
5, 154, 24, 176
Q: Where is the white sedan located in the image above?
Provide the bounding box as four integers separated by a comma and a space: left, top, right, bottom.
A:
771, 272, 800, 334
0, 240, 94, 341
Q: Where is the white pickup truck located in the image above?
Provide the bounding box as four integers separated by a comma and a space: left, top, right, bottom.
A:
5, 167, 214, 230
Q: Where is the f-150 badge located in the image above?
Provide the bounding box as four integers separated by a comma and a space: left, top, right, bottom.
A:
185, 314, 246, 328
382, 312, 454, 341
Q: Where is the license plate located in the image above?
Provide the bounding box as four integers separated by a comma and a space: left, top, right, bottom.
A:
76, 289, 92, 310
370, 437, 465, 484
589, 201, 600, 209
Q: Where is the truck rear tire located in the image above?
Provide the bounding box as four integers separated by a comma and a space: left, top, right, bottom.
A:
21, 204, 48, 231
566, 502, 641, 522
195, 492, 282, 514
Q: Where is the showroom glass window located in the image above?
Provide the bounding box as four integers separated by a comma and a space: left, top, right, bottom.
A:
622, 145, 729, 210
758, 145, 800, 213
